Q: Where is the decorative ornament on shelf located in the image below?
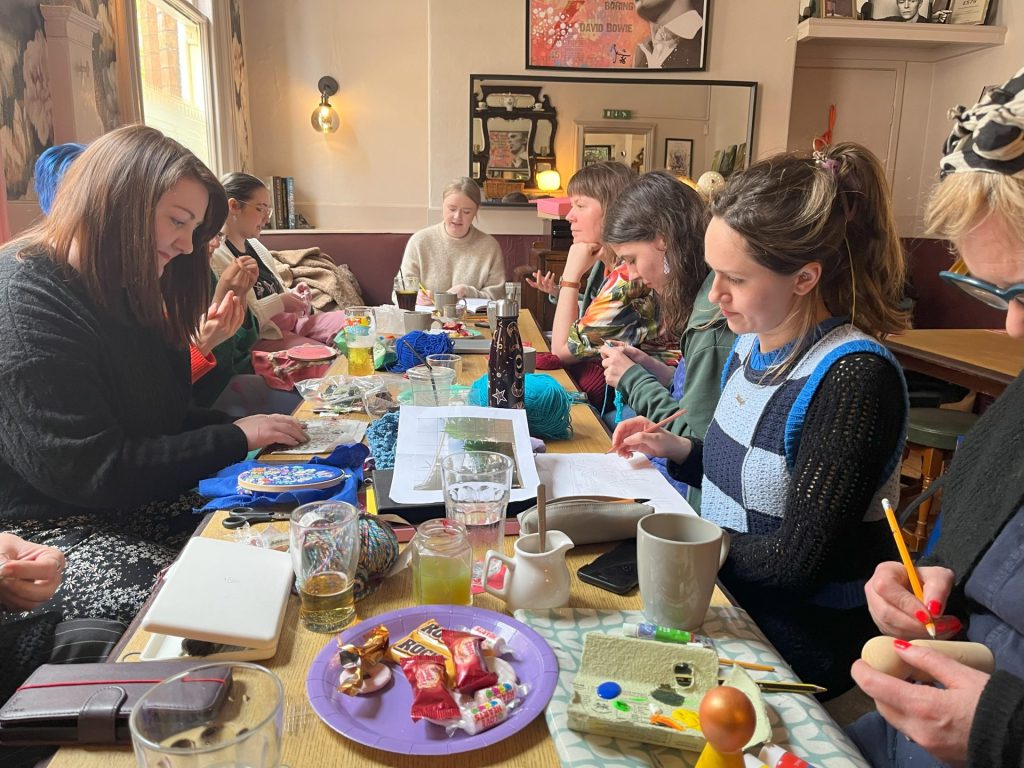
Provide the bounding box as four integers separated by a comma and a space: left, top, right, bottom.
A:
311, 75, 340, 134
536, 169, 561, 192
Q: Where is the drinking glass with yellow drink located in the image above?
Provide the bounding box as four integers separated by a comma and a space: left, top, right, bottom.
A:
289, 502, 360, 632
411, 519, 473, 605
344, 306, 375, 376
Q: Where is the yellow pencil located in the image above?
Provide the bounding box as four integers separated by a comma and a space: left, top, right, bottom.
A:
881, 498, 937, 638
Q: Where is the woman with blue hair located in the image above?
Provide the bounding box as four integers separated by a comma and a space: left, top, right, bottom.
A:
33, 143, 86, 215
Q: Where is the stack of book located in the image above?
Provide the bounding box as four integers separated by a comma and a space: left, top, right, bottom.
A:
264, 176, 297, 229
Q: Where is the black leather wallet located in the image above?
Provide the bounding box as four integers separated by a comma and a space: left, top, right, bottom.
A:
0, 661, 230, 745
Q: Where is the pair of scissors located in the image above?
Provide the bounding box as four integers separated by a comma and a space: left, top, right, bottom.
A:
222, 507, 292, 529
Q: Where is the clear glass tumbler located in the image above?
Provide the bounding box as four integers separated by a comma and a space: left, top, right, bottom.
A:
129, 662, 284, 768
426, 353, 463, 382
407, 365, 456, 406
441, 452, 514, 590
289, 501, 360, 632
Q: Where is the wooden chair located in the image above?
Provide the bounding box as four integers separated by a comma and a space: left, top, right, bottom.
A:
900, 407, 978, 552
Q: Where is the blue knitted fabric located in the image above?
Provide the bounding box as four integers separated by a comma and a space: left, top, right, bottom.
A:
366, 411, 400, 469
391, 331, 454, 372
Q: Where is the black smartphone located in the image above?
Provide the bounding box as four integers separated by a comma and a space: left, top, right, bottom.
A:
577, 539, 638, 595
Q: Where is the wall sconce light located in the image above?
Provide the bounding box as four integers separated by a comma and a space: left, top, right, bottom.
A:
536, 169, 561, 192
311, 75, 340, 134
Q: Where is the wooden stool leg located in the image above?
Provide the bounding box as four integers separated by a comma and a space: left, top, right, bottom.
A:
905, 446, 945, 552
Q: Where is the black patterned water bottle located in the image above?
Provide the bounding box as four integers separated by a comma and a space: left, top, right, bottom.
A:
488, 299, 525, 409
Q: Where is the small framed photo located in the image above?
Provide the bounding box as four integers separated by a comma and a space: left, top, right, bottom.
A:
583, 145, 612, 167
664, 138, 694, 178
948, 0, 990, 24
824, 0, 857, 17
859, 0, 932, 22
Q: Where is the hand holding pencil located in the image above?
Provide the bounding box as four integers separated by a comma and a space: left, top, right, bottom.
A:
610, 410, 692, 462
864, 501, 961, 640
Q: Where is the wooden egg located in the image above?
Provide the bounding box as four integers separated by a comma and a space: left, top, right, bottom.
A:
698, 685, 757, 753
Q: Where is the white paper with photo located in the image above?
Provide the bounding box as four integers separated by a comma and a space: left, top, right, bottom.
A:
534, 452, 696, 516
390, 405, 540, 504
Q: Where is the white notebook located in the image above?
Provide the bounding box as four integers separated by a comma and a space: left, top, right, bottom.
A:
140, 537, 293, 661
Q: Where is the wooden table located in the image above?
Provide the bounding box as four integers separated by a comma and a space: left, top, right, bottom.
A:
51, 310, 705, 768
886, 328, 1024, 399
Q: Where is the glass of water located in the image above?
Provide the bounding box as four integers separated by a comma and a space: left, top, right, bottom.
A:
129, 662, 284, 768
441, 452, 514, 590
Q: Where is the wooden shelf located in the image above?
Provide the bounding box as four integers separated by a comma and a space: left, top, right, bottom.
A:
796, 18, 1006, 60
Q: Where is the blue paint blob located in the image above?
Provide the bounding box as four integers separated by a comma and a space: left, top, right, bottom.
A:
597, 681, 622, 700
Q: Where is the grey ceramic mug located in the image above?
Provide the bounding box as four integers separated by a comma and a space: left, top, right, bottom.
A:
637, 513, 730, 631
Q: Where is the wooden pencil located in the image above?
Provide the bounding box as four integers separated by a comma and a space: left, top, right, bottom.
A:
881, 498, 937, 638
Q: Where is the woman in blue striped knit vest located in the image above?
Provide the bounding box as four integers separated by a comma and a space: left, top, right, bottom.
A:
613, 143, 910, 696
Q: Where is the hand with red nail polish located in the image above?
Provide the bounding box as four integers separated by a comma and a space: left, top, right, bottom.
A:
864, 561, 955, 639
852, 643, 988, 765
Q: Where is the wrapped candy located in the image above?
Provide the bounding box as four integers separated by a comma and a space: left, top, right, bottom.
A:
469, 625, 510, 656
473, 681, 527, 707
441, 697, 509, 736
399, 655, 461, 722
337, 625, 391, 696
441, 629, 498, 694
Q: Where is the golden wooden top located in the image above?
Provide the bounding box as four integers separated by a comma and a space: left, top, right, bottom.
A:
886, 328, 1024, 384
50, 309, 661, 767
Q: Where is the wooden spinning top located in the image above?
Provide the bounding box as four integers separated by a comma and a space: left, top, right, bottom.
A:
695, 685, 757, 768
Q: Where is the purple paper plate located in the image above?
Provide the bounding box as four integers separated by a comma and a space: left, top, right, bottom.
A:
306, 605, 558, 756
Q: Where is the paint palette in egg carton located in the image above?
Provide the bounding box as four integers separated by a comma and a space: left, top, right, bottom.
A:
566, 632, 771, 752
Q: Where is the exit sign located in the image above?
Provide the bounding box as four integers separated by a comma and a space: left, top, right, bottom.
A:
603, 109, 633, 119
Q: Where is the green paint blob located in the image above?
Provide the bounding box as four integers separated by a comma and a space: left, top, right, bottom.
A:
613, 700, 631, 712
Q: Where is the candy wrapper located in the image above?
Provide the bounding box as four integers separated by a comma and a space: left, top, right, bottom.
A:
337, 625, 391, 695
441, 629, 498, 694
400, 655, 461, 722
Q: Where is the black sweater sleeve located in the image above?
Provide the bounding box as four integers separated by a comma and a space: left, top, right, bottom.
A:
674, 354, 904, 592
969, 670, 1024, 767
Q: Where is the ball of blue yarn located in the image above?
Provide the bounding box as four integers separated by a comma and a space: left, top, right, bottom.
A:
365, 411, 399, 469
468, 373, 573, 440
391, 331, 454, 373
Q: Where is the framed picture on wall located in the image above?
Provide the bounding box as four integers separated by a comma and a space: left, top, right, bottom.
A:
583, 145, 612, 166
526, 0, 709, 71
664, 138, 694, 177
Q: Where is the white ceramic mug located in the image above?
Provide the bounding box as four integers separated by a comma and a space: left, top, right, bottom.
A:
637, 513, 730, 631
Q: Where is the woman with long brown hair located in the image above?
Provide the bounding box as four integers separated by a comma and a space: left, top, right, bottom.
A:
614, 143, 910, 695
0, 126, 306, 622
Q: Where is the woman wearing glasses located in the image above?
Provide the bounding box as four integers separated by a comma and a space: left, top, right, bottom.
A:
848, 65, 1024, 767
214, 173, 347, 351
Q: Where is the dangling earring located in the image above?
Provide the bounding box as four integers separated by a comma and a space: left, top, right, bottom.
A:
663, 257, 671, 275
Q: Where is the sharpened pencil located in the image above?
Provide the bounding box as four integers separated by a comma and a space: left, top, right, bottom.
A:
607, 408, 689, 454
882, 498, 937, 639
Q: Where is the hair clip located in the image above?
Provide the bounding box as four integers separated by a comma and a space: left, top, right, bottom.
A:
813, 151, 840, 176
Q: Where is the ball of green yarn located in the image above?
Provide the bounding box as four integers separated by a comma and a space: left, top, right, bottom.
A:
468, 373, 573, 440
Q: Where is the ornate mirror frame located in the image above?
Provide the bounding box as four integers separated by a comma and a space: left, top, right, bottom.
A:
470, 78, 558, 202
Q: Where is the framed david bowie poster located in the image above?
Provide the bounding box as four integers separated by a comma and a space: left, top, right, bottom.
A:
527, 0, 710, 72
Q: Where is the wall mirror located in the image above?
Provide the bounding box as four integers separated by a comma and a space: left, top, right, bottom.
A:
470, 74, 757, 207
471, 83, 558, 202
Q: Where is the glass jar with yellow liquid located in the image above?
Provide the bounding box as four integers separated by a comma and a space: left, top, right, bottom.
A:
412, 519, 473, 605
344, 306, 375, 376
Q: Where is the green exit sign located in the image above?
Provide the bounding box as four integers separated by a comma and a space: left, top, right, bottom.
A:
603, 109, 633, 120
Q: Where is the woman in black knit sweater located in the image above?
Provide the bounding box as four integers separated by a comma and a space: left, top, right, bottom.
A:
0, 126, 306, 623
848, 65, 1024, 768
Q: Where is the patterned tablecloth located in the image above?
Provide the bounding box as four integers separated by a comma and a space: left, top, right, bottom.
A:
514, 606, 870, 768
